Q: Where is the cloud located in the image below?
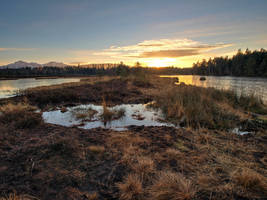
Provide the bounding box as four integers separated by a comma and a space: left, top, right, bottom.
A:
91, 39, 232, 59
140, 49, 199, 58
68, 38, 233, 67
139, 43, 232, 58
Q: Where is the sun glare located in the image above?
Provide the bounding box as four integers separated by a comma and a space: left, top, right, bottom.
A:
143, 58, 177, 67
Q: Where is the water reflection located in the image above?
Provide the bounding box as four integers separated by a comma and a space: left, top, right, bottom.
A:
0, 78, 81, 99
160, 75, 267, 103
42, 103, 174, 131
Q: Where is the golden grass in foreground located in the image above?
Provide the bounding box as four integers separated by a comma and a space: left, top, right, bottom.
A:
87, 145, 105, 154
131, 156, 155, 181
117, 174, 143, 200
149, 171, 196, 200
0, 102, 42, 129
231, 168, 267, 194
0, 193, 37, 200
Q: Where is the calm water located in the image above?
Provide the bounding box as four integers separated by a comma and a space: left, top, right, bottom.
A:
43, 103, 174, 131
161, 75, 267, 103
0, 78, 81, 99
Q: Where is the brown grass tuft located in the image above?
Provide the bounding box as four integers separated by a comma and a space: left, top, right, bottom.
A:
131, 156, 155, 181
149, 171, 196, 200
117, 173, 143, 200
87, 145, 105, 154
231, 168, 267, 193
0, 102, 42, 129
0, 193, 36, 200
101, 99, 125, 122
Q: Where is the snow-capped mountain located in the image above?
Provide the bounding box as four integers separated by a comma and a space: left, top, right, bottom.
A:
43, 62, 68, 67
2, 61, 42, 69
1, 61, 69, 69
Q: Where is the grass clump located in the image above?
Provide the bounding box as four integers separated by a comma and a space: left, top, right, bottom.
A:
231, 168, 267, 194
149, 171, 196, 200
88, 145, 105, 154
117, 173, 143, 200
71, 107, 97, 120
0, 193, 36, 200
131, 156, 155, 181
154, 85, 267, 129
0, 102, 42, 129
100, 99, 125, 122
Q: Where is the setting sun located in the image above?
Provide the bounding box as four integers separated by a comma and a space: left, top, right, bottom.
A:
143, 58, 177, 67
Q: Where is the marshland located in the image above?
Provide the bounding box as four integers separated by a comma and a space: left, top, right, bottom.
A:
0, 72, 266, 200
1, 1, 267, 199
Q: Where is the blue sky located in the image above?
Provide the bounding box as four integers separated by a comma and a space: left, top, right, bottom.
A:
0, 0, 267, 67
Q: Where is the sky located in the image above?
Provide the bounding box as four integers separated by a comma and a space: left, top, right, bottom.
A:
0, 0, 267, 67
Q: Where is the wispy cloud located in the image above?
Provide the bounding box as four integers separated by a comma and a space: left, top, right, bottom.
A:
92, 38, 232, 59
67, 38, 233, 67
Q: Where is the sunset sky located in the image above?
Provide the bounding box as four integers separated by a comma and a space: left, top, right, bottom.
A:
0, 0, 267, 67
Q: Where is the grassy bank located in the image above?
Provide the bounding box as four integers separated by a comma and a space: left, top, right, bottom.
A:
0, 76, 266, 200
152, 83, 267, 130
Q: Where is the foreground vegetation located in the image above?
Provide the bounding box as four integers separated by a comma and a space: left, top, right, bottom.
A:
0, 76, 266, 200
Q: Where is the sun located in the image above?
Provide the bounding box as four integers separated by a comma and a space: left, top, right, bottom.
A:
143, 58, 177, 67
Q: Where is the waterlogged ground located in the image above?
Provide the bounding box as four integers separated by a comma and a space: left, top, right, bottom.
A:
42, 103, 174, 130
42, 102, 252, 134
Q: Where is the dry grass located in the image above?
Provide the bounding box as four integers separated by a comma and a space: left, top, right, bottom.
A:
87, 145, 105, 154
71, 107, 97, 120
87, 192, 98, 200
0, 193, 37, 200
149, 171, 196, 200
154, 84, 267, 129
117, 173, 143, 200
0, 102, 42, 129
131, 156, 155, 181
101, 99, 126, 122
231, 168, 267, 193
1, 76, 266, 200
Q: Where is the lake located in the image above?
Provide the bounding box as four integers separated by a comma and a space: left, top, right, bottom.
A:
160, 75, 267, 103
0, 76, 267, 103
0, 78, 81, 99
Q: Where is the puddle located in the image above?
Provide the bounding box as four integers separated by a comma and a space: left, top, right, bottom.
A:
42, 103, 174, 130
232, 127, 252, 135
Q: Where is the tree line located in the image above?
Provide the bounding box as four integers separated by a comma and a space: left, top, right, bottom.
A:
191, 49, 267, 77
0, 49, 266, 78
0, 64, 187, 78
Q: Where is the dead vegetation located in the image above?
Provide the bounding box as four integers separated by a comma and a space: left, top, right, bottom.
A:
117, 174, 143, 200
0, 101, 42, 129
149, 171, 196, 200
0, 76, 266, 200
152, 84, 267, 129
100, 99, 126, 122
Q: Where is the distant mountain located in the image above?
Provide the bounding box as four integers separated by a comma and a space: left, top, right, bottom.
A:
43, 62, 68, 67
3, 61, 42, 69
1, 61, 69, 69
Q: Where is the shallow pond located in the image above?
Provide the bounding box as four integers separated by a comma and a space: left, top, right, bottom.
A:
42, 103, 174, 131
0, 78, 81, 99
